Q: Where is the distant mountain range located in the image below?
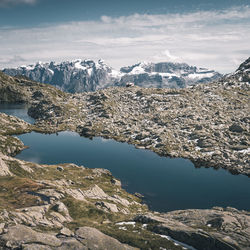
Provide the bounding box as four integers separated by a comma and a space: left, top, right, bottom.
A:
3, 59, 222, 93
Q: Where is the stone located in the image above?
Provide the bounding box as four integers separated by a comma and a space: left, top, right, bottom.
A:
57, 166, 64, 171
0, 154, 12, 176
81, 185, 108, 199
110, 178, 121, 186
95, 201, 119, 213
135, 207, 250, 250
57, 238, 87, 250
75, 227, 136, 250
0, 223, 5, 234
59, 227, 73, 237
229, 123, 244, 133
1, 225, 61, 248
65, 188, 87, 201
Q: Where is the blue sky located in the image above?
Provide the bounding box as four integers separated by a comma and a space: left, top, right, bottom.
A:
0, 0, 250, 72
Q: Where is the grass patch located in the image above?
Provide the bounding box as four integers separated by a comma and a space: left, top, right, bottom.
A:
0, 176, 44, 210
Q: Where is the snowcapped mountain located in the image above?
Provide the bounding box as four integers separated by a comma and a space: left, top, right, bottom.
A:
3, 59, 222, 93
3, 59, 121, 93
118, 61, 221, 88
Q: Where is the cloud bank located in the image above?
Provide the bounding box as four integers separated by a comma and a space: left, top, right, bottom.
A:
0, 6, 250, 73
0, 0, 37, 7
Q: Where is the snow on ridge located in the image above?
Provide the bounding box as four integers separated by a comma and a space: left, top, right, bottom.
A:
20, 65, 35, 70
187, 72, 215, 80
151, 72, 178, 78
74, 61, 87, 70
48, 68, 54, 75
109, 69, 124, 78
87, 68, 93, 76
129, 65, 146, 74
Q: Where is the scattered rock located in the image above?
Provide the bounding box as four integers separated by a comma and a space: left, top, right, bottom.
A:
229, 123, 244, 133
57, 166, 64, 171
59, 227, 73, 237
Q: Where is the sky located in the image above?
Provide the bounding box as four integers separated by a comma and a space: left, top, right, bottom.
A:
0, 0, 250, 73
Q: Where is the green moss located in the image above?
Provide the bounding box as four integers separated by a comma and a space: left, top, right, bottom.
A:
63, 196, 114, 226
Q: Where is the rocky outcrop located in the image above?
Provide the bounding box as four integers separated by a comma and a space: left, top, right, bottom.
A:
0, 113, 32, 156
75, 227, 136, 250
134, 207, 250, 250
0, 224, 136, 249
0, 153, 12, 176
3, 59, 222, 93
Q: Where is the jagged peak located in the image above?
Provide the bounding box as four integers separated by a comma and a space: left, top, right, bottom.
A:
236, 57, 250, 73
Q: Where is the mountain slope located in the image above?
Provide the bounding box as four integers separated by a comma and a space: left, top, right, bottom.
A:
3, 59, 222, 93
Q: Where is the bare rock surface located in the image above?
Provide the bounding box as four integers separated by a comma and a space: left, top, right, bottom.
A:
0, 224, 137, 250
0, 153, 12, 176
135, 207, 250, 250
75, 226, 136, 250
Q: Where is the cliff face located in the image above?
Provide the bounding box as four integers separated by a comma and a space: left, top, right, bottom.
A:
3, 59, 222, 93
0, 58, 249, 249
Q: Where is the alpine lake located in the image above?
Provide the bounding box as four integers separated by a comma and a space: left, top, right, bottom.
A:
1, 103, 250, 212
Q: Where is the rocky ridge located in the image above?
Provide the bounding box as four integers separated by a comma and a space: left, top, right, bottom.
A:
3, 59, 222, 93
0, 58, 249, 249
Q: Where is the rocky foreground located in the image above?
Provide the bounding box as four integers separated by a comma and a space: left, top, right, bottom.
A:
0, 58, 249, 249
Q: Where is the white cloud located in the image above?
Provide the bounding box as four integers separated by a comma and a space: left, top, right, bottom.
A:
0, 6, 250, 73
0, 0, 37, 7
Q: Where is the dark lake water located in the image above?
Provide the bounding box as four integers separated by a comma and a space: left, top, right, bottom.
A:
0, 103, 35, 124
1, 104, 250, 212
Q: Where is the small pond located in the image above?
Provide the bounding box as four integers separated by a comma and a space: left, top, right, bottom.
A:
0, 102, 35, 124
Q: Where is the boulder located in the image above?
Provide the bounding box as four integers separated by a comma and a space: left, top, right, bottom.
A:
0, 155, 12, 176
1, 225, 61, 248
75, 226, 136, 250
229, 123, 244, 133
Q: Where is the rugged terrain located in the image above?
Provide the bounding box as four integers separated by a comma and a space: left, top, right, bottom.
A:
3, 59, 221, 93
0, 58, 249, 249
2, 59, 248, 176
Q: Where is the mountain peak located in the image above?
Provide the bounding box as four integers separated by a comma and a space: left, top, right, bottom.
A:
3, 58, 222, 93
236, 57, 250, 73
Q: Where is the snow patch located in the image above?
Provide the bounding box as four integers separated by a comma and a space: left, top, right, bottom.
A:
48, 69, 54, 75
116, 221, 136, 226
87, 68, 93, 76
74, 61, 87, 70
159, 234, 197, 250
238, 148, 250, 154
109, 69, 124, 78
21, 65, 35, 70
187, 72, 214, 80
152, 72, 178, 78
130, 66, 146, 74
